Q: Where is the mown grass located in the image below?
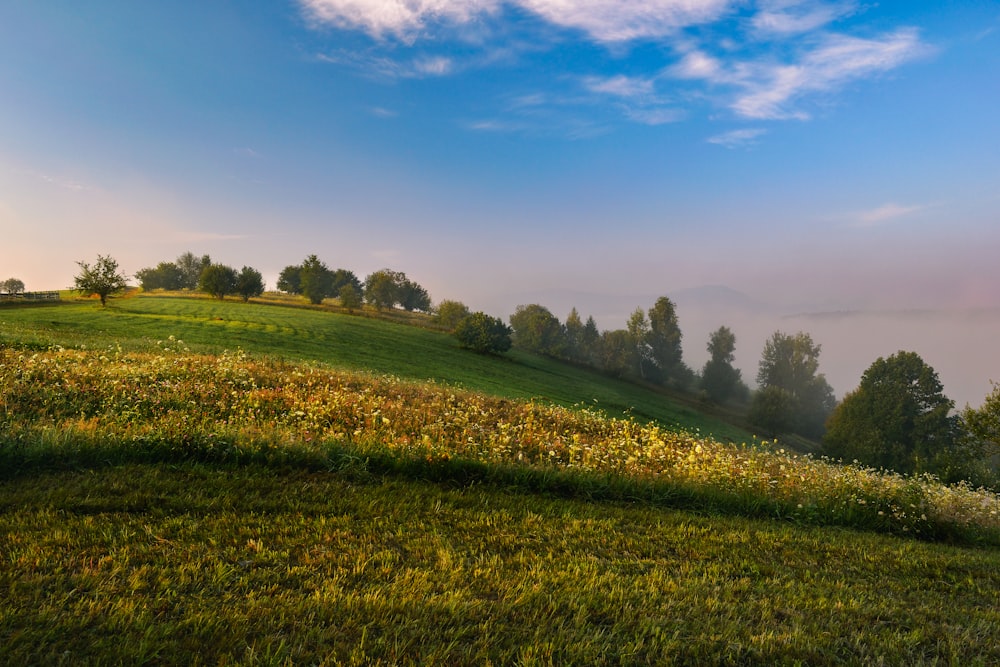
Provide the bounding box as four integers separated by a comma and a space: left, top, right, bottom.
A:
2, 463, 999, 665
0, 295, 749, 442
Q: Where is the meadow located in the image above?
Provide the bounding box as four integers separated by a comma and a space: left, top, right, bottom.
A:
2, 296, 1000, 664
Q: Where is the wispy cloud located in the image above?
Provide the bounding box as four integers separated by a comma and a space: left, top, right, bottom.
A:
675, 28, 930, 120
707, 127, 767, 148
29, 170, 89, 191
302, 0, 934, 129
370, 106, 398, 118
750, 0, 856, 36
299, 0, 732, 43
582, 74, 655, 98
853, 202, 927, 227
234, 147, 261, 158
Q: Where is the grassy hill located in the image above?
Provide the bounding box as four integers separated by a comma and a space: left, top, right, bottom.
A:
2, 295, 1000, 664
0, 294, 752, 443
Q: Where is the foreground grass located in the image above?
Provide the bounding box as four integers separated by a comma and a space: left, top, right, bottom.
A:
0, 296, 750, 442
3, 464, 1000, 665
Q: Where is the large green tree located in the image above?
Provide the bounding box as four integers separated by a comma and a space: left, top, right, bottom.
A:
276, 265, 302, 294
74, 254, 129, 306
435, 300, 471, 330
647, 296, 685, 385
701, 326, 746, 404
301, 255, 334, 305
824, 351, 958, 475
199, 264, 238, 300
750, 331, 835, 439
454, 312, 512, 354
176, 252, 211, 290
135, 262, 184, 291
235, 266, 265, 302
509, 304, 564, 357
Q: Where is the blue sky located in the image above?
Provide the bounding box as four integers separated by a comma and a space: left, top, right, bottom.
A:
2, 1, 999, 403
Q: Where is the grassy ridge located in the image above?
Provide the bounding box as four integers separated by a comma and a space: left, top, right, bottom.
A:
0, 295, 750, 442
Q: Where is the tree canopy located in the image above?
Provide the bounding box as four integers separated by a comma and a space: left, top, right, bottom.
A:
750, 331, 835, 438
509, 304, 564, 357
824, 351, 958, 475
199, 264, 239, 300
235, 266, 265, 302
454, 312, 512, 354
1, 278, 25, 295
74, 255, 129, 306
701, 326, 746, 404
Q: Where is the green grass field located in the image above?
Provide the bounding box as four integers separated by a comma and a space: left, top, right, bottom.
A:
2, 295, 1000, 664
0, 295, 751, 442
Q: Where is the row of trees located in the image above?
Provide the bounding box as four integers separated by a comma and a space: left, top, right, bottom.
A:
449, 292, 997, 483
489, 298, 749, 405
277, 257, 432, 312
133, 252, 434, 313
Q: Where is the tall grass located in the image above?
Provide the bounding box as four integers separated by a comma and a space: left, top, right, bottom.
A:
3, 345, 997, 544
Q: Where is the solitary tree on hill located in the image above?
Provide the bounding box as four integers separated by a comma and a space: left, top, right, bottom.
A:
74, 255, 129, 306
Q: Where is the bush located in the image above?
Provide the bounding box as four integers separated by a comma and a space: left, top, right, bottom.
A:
455, 312, 512, 354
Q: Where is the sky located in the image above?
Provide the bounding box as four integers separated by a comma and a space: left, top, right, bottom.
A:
1, 1, 999, 406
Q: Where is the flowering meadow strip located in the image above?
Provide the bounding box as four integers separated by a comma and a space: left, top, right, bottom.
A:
2, 345, 998, 543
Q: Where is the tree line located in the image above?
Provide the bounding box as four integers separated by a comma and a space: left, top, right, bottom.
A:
70, 252, 1000, 485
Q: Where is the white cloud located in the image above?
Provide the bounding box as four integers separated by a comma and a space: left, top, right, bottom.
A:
412, 55, 454, 75
625, 107, 684, 125
854, 202, 926, 227
583, 74, 655, 97
300, 0, 735, 43
371, 106, 399, 117
299, 0, 500, 41
674, 28, 929, 120
519, 0, 733, 42
303, 1, 933, 128
707, 127, 767, 148
751, 0, 855, 36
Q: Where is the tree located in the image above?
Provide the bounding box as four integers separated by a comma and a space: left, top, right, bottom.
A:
563, 308, 585, 362
135, 262, 183, 291
398, 279, 432, 312
176, 252, 211, 290
701, 326, 746, 404
331, 269, 363, 298
74, 254, 129, 306
751, 331, 835, 439
364, 269, 400, 311
824, 351, 958, 475
454, 312, 512, 354
339, 284, 363, 312
235, 266, 265, 302
509, 304, 564, 357
1, 278, 25, 295
301, 255, 334, 305
580, 316, 601, 366
963, 383, 1000, 455
960, 383, 1000, 485
277, 265, 303, 294
647, 296, 685, 385
626, 307, 654, 379
199, 264, 238, 299
436, 300, 471, 330
598, 329, 633, 378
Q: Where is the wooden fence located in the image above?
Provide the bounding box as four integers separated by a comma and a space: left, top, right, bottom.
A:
0, 291, 61, 301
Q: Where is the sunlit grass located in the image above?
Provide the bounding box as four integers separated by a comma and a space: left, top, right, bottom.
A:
3, 345, 997, 544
